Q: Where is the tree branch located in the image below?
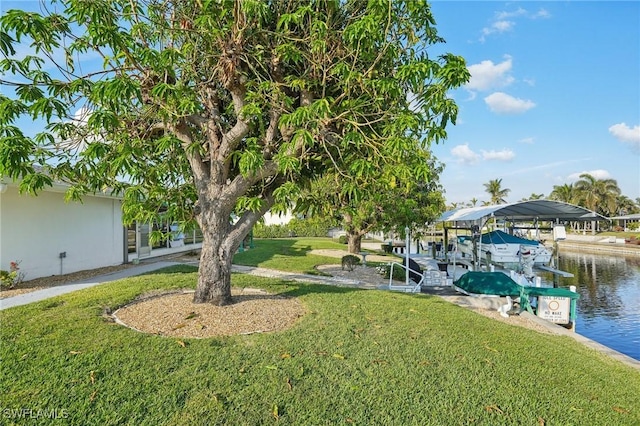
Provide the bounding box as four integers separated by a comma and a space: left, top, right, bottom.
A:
217, 84, 249, 162
171, 119, 209, 191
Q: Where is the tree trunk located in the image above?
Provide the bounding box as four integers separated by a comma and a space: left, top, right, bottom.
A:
193, 233, 233, 305
193, 210, 236, 305
347, 232, 362, 253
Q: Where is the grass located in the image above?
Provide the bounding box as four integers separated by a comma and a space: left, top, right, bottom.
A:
234, 237, 349, 274
2, 241, 640, 425
234, 237, 400, 275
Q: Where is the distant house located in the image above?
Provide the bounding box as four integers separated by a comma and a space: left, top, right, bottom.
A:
262, 211, 294, 226
609, 213, 640, 232
0, 181, 200, 281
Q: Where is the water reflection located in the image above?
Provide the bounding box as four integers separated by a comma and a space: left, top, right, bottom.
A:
541, 250, 640, 361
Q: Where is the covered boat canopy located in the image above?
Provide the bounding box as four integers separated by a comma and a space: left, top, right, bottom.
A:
609, 213, 640, 220
437, 199, 608, 226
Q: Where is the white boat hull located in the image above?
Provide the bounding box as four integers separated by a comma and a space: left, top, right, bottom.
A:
457, 233, 552, 266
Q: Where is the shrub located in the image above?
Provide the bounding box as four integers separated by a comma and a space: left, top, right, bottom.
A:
376, 263, 406, 281
252, 216, 339, 238
341, 255, 360, 271
0, 261, 25, 290
338, 235, 347, 244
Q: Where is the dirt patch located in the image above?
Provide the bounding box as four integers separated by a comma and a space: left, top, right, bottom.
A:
113, 288, 306, 339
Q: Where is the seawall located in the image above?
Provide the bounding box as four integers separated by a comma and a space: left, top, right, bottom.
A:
556, 235, 640, 256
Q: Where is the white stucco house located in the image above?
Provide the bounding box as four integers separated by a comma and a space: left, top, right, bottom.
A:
0, 180, 201, 281
262, 210, 295, 226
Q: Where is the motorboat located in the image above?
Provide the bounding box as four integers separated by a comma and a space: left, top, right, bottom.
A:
456, 230, 552, 266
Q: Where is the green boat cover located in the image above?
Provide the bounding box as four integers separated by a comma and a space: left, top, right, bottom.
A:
454, 272, 521, 296
524, 286, 579, 299
454, 271, 579, 300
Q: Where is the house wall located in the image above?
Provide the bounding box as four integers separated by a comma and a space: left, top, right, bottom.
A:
262, 211, 294, 226
0, 185, 124, 280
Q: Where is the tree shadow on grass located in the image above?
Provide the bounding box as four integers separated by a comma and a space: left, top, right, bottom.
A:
278, 281, 372, 298
140, 265, 199, 275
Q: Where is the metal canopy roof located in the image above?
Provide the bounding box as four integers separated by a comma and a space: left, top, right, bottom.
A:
609, 213, 640, 220
437, 200, 608, 224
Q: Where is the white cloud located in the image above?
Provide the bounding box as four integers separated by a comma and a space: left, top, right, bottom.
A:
491, 20, 514, 33
480, 21, 514, 41
567, 170, 612, 181
450, 145, 515, 164
482, 149, 515, 161
519, 137, 535, 144
465, 57, 514, 91
532, 9, 551, 19
609, 123, 640, 152
451, 143, 480, 164
495, 8, 528, 20
55, 106, 101, 153
71, 106, 93, 125
484, 92, 536, 114
480, 7, 551, 41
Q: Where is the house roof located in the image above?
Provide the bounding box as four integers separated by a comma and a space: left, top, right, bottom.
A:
437, 200, 608, 224
4, 164, 122, 200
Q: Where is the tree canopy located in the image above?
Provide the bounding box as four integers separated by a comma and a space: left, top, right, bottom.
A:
573, 173, 621, 217
295, 153, 446, 253
1, 0, 469, 304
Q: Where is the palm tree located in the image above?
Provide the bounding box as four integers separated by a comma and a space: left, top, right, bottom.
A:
549, 183, 576, 204
520, 193, 544, 201
615, 195, 640, 216
483, 178, 510, 204
574, 173, 621, 217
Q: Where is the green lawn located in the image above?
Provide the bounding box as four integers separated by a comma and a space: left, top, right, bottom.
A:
234, 237, 348, 274
1, 239, 639, 425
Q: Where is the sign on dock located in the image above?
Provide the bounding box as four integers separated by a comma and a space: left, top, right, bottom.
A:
537, 296, 570, 324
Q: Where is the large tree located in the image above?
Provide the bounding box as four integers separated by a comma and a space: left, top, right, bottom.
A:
549, 183, 577, 204
483, 178, 510, 204
574, 173, 621, 217
0, 0, 468, 304
615, 194, 639, 216
296, 152, 446, 254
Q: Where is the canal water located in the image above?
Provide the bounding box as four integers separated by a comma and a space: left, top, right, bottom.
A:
541, 250, 640, 361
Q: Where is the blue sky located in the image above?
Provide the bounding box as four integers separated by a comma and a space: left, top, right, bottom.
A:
2, 1, 639, 206
428, 1, 640, 205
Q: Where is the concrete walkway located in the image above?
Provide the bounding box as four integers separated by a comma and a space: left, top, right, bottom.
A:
231, 264, 385, 290
0, 261, 385, 311
0, 261, 181, 311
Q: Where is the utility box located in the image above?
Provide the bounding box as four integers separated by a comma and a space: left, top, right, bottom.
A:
553, 225, 566, 241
